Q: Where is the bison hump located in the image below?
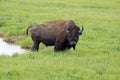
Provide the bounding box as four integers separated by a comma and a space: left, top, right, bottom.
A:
38, 20, 76, 31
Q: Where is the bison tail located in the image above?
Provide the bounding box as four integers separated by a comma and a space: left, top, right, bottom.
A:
25, 26, 32, 38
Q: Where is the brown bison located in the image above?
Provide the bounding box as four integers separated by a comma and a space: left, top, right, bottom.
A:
26, 20, 84, 52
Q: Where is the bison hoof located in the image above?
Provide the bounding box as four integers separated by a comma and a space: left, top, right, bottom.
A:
31, 47, 37, 51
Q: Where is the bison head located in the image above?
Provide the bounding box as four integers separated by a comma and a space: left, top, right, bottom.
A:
65, 26, 84, 50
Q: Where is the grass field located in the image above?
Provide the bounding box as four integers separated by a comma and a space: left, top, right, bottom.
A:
0, 0, 120, 80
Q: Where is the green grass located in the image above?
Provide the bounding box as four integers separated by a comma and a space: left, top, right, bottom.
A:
0, 0, 120, 80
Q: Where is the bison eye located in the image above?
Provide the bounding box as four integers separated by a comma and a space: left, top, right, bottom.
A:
66, 29, 69, 33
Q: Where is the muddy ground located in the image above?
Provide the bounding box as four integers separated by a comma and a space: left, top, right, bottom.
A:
0, 34, 32, 50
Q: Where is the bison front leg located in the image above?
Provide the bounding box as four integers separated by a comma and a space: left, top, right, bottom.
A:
54, 37, 67, 52
54, 41, 67, 52
54, 43, 62, 52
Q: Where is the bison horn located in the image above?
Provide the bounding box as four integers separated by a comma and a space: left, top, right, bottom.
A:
81, 25, 84, 33
79, 25, 84, 34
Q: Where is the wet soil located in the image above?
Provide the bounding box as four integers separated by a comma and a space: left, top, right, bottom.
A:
0, 38, 26, 55
2, 35, 32, 50
4, 35, 17, 44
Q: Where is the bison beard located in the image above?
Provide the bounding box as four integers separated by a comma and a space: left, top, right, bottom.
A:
26, 20, 84, 52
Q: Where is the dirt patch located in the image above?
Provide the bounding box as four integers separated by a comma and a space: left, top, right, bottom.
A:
1, 34, 31, 50
4, 35, 17, 44
0, 33, 4, 37
22, 45, 32, 50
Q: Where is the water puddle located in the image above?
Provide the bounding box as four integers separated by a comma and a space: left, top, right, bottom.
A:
0, 38, 26, 56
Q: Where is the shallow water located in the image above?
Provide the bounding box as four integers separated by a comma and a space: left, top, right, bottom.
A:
0, 38, 26, 56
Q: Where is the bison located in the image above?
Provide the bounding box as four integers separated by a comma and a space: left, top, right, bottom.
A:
26, 20, 84, 52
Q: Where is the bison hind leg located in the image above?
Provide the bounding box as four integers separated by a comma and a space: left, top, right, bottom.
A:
31, 46, 37, 51
31, 41, 40, 51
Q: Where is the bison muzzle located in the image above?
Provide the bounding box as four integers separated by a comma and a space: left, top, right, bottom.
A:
26, 20, 84, 52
